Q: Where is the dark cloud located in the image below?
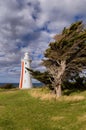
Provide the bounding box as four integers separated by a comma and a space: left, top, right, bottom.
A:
0, 0, 86, 82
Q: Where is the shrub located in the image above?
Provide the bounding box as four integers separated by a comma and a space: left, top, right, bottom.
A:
0, 83, 14, 89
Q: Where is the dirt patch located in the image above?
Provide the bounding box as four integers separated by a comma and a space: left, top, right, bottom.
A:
0, 105, 5, 109
51, 116, 64, 121
78, 114, 86, 122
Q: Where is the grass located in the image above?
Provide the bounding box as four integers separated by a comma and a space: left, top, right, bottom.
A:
0, 87, 86, 130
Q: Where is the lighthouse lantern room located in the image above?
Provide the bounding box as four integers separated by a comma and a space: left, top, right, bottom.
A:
19, 52, 32, 89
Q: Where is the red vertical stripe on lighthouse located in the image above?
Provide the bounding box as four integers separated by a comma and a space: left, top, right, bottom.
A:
19, 61, 24, 89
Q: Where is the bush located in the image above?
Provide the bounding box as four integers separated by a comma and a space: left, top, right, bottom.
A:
0, 83, 14, 89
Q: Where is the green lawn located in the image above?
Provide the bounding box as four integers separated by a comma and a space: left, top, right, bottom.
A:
0, 88, 86, 130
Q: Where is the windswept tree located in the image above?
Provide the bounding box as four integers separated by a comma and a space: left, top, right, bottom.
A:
43, 21, 86, 97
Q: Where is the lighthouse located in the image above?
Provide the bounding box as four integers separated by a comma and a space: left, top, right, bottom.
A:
19, 52, 33, 89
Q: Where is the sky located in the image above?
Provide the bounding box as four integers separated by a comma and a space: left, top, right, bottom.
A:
0, 0, 86, 83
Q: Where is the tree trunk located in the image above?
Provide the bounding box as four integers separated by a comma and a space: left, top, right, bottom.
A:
49, 60, 66, 97
55, 84, 62, 97
55, 61, 66, 97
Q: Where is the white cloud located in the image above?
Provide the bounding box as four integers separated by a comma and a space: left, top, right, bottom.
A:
0, 0, 86, 82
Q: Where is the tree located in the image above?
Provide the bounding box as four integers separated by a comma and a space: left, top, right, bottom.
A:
63, 73, 86, 90
26, 68, 53, 89
43, 21, 86, 97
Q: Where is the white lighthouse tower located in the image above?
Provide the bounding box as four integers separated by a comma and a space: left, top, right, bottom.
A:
19, 52, 33, 89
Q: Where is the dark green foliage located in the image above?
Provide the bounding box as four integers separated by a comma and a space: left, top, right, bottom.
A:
26, 68, 53, 90
43, 21, 86, 82
70, 21, 82, 30
63, 77, 86, 90
0, 83, 14, 89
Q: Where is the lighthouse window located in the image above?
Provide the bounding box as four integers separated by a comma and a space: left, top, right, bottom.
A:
25, 62, 27, 64
25, 70, 26, 73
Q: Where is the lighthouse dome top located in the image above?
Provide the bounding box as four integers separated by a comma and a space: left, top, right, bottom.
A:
24, 52, 30, 60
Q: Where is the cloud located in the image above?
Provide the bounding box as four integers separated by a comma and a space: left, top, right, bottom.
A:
0, 0, 86, 83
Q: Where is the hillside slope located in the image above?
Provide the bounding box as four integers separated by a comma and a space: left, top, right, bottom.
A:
0, 88, 86, 130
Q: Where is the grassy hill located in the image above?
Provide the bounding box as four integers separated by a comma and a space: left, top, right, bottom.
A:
0, 87, 86, 130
